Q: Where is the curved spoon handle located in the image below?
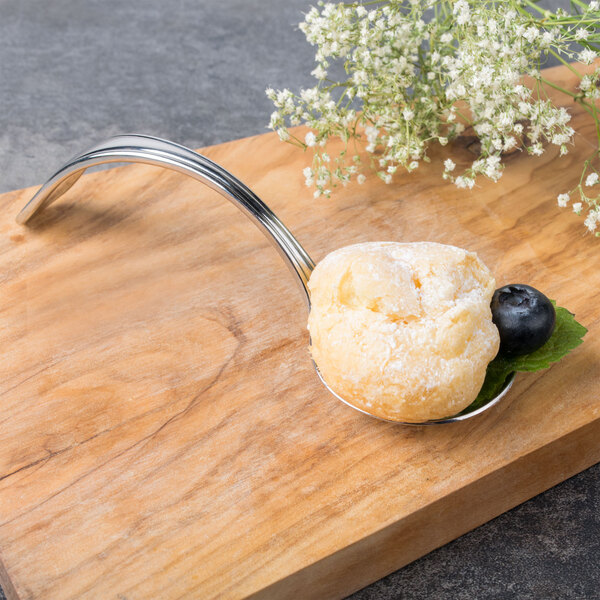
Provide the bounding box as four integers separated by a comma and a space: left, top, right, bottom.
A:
16, 134, 315, 306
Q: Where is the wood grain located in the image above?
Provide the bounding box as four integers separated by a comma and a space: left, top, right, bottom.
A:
0, 62, 599, 600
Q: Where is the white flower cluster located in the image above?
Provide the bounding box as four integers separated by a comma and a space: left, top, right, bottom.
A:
438, 4, 577, 188
557, 165, 600, 235
267, 0, 600, 235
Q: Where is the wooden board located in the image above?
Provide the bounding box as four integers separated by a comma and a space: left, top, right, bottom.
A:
0, 62, 599, 600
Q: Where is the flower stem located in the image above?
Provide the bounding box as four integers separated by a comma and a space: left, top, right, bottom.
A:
542, 19, 600, 26
547, 48, 584, 78
593, 103, 600, 148
540, 77, 596, 117
521, 0, 550, 17
569, 0, 590, 11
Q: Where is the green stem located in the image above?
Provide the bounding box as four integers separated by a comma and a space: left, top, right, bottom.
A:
538, 78, 577, 99
454, 109, 474, 126
578, 159, 591, 186
548, 48, 583, 78
542, 19, 600, 25
336, 87, 348, 109
569, 0, 589, 10
343, 0, 382, 7
522, 0, 550, 17
539, 77, 596, 117
593, 103, 600, 148
289, 133, 308, 148
323, 80, 350, 89
579, 40, 600, 51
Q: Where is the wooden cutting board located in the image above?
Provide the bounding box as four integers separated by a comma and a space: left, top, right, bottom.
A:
0, 62, 599, 600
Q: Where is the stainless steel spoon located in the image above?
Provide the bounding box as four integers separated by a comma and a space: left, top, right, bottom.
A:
16, 134, 514, 425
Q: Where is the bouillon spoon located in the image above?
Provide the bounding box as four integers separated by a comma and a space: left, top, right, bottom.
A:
16, 134, 514, 425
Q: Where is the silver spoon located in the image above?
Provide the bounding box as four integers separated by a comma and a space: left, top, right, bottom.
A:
16, 134, 514, 425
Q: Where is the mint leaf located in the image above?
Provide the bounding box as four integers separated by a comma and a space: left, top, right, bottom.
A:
466, 358, 513, 411
465, 303, 587, 412
507, 305, 587, 371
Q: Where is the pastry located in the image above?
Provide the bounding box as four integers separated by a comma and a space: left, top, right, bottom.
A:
307, 242, 500, 421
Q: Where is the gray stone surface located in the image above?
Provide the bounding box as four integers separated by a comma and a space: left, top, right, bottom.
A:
0, 1, 598, 599
349, 466, 600, 600
0, 0, 318, 193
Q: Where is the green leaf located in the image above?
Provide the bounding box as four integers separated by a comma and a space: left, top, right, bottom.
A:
466, 358, 513, 412
508, 304, 587, 371
465, 302, 587, 412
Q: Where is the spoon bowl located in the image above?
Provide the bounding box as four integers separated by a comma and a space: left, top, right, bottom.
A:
16, 134, 514, 425
314, 362, 515, 425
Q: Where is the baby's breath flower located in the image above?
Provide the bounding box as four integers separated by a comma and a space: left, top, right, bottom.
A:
453, 0, 470, 25
584, 210, 599, 232
579, 49, 597, 65
455, 176, 475, 189
311, 64, 328, 80
444, 158, 456, 172
305, 131, 317, 147
530, 143, 544, 156
523, 26, 539, 43
267, 0, 600, 236
303, 166, 315, 188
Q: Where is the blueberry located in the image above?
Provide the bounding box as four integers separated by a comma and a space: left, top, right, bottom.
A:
491, 284, 556, 357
